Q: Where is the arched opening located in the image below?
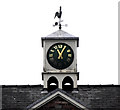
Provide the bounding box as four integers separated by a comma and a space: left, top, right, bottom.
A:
47, 76, 58, 92
62, 76, 73, 91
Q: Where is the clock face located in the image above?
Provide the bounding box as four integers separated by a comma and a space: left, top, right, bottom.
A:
47, 43, 74, 69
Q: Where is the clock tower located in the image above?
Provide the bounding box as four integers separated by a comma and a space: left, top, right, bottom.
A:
41, 7, 79, 93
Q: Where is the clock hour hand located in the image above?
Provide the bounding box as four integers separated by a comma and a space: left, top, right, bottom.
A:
57, 49, 63, 59
57, 46, 66, 59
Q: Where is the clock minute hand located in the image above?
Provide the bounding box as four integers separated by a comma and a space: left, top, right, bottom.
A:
57, 46, 66, 59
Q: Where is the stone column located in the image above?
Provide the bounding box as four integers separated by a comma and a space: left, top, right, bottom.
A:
59, 80, 62, 89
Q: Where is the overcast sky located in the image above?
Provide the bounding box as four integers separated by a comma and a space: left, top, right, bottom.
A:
0, 0, 119, 85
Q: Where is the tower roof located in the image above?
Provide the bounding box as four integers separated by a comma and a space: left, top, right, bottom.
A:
41, 30, 79, 47
46, 30, 75, 37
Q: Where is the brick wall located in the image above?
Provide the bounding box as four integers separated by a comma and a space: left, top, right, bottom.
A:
38, 97, 81, 110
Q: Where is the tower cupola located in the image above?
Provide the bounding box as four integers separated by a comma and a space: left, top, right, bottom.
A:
41, 7, 79, 93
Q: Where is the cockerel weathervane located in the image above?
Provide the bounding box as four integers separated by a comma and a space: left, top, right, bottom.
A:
53, 6, 67, 30
54, 6, 62, 19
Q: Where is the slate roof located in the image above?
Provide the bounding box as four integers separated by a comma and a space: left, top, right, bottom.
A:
72, 85, 120, 109
1, 85, 120, 110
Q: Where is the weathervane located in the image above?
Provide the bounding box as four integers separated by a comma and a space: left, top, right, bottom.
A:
53, 6, 67, 30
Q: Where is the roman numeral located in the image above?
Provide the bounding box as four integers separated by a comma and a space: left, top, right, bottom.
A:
50, 58, 54, 62
67, 58, 71, 62
68, 54, 72, 57
58, 45, 63, 48
50, 50, 54, 52
54, 46, 57, 49
49, 54, 53, 57
67, 49, 71, 52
